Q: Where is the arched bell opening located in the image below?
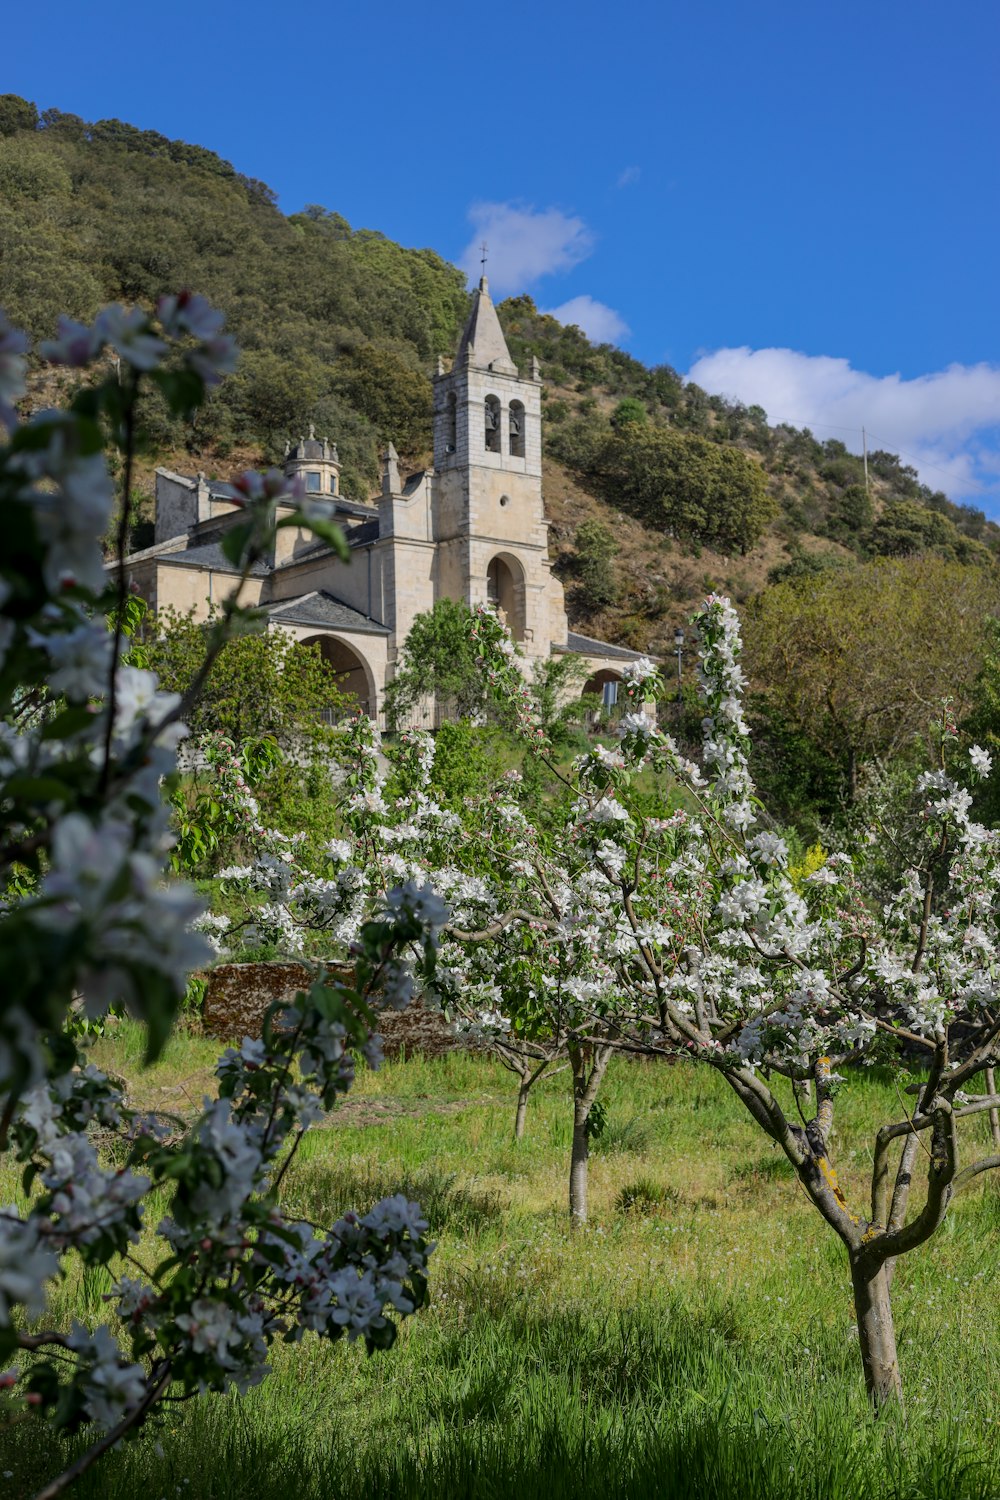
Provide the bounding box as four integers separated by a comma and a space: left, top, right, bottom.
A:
508, 399, 525, 458
484, 394, 502, 454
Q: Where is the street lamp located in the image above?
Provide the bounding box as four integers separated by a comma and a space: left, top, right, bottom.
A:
673, 627, 684, 722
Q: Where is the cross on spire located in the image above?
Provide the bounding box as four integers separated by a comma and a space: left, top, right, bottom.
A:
480, 240, 488, 273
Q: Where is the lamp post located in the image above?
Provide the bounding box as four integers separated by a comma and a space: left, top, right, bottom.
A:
673, 626, 684, 723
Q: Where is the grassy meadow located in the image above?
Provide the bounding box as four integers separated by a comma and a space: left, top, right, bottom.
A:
6, 1026, 1000, 1499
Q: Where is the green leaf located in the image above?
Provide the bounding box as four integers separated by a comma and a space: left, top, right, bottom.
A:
282, 511, 350, 562
221, 521, 256, 566
2, 773, 74, 804
40, 705, 97, 742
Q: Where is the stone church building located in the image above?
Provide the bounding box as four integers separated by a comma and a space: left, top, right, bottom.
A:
123, 276, 642, 717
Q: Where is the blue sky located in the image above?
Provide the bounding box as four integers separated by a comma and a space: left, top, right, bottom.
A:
6, 0, 1000, 508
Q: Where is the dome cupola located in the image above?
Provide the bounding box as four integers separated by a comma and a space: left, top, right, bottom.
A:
283, 424, 341, 498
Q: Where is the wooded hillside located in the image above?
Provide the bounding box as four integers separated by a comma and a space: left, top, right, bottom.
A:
2, 90, 996, 659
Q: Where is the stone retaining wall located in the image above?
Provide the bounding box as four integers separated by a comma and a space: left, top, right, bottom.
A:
202, 962, 465, 1059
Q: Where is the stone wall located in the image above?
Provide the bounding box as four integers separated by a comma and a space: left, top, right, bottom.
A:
202, 962, 465, 1059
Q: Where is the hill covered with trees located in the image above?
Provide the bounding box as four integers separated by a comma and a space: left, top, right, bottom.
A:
2, 90, 997, 664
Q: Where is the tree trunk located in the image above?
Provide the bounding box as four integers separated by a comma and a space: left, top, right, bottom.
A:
847, 745, 858, 804
566, 1041, 611, 1228
986, 1067, 1000, 1154
850, 1256, 902, 1407
514, 1079, 530, 1142
569, 1109, 589, 1226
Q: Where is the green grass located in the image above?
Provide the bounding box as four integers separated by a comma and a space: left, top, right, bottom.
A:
6, 1032, 1000, 1498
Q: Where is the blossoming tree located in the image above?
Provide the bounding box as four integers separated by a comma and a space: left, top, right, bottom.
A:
201, 712, 632, 1219
471, 598, 1000, 1408
0, 299, 440, 1498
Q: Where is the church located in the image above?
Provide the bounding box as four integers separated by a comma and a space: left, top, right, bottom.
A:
122, 276, 643, 718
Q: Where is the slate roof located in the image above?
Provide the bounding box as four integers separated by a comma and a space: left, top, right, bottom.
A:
561, 631, 647, 662
158, 540, 271, 576
337, 500, 380, 520
267, 591, 389, 635
346, 518, 380, 547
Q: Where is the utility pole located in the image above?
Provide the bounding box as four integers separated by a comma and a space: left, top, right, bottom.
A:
862, 426, 869, 494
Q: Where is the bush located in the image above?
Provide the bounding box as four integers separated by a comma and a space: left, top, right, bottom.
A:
614, 1177, 679, 1215
571, 519, 619, 608
587, 425, 775, 555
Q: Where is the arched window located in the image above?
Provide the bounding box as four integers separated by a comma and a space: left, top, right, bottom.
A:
484, 395, 502, 454
445, 392, 457, 454
508, 400, 525, 458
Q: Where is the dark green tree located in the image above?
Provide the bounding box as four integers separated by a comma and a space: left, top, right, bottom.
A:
0, 94, 39, 136
865, 500, 992, 565
746, 556, 1000, 805
146, 608, 351, 747
589, 425, 775, 554
828, 482, 873, 540
610, 397, 647, 429
334, 345, 432, 451
571, 519, 620, 607
384, 599, 492, 726
222, 352, 327, 448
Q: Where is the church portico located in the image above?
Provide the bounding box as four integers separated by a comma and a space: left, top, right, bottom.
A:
299, 635, 376, 717
265, 594, 389, 719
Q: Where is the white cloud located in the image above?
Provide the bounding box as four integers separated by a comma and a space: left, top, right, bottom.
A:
687, 346, 1000, 508
542, 295, 630, 346
459, 201, 594, 295
617, 165, 641, 188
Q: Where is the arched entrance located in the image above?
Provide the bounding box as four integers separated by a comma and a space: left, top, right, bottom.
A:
582, 668, 623, 712
486, 553, 526, 641
300, 634, 377, 719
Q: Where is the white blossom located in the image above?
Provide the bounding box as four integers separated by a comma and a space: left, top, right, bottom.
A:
67, 1324, 147, 1431
970, 744, 993, 779
0, 1213, 58, 1320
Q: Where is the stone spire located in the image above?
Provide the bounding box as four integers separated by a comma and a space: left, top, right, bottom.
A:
454, 277, 517, 375
382, 442, 400, 496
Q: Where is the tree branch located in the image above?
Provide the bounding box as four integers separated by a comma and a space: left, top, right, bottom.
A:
31, 1361, 173, 1500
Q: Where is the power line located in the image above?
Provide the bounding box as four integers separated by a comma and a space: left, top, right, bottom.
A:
761, 414, 997, 499
864, 432, 996, 498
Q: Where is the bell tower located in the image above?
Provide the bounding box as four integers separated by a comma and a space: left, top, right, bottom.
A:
431, 276, 561, 656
